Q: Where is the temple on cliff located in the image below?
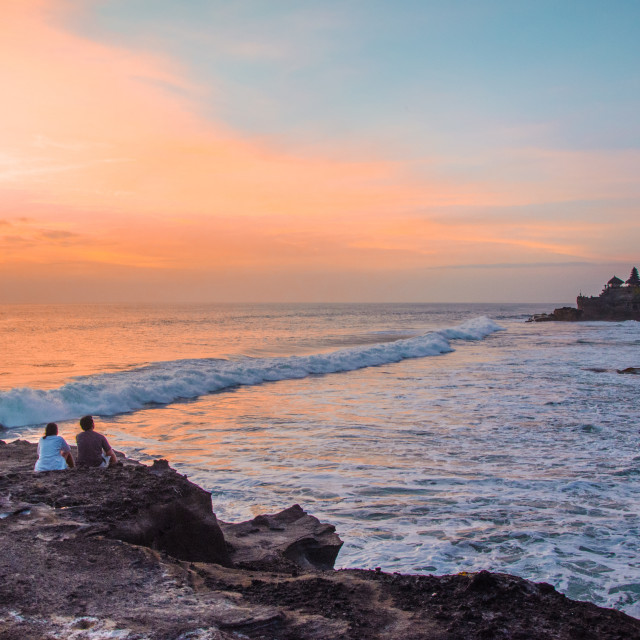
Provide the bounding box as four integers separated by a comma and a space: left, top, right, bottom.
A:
577, 266, 640, 320
530, 266, 640, 322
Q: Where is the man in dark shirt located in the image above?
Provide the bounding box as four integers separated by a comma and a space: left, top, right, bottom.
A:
76, 415, 118, 468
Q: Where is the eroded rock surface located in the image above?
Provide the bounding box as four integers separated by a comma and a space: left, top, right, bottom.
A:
221, 503, 343, 572
0, 442, 231, 566
2, 439, 640, 640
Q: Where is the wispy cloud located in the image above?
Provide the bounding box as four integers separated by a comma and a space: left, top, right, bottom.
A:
40, 229, 80, 241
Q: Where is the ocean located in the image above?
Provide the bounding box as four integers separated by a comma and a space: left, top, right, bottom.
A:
1, 303, 639, 615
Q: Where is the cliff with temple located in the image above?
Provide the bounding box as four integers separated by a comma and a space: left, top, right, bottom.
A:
530, 267, 640, 322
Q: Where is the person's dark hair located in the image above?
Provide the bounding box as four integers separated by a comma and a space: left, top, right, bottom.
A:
79, 415, 94, 431
44, 422, 58, 438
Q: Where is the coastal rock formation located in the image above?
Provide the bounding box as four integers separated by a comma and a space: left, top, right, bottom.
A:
577, 266, 640, 320
530, 266, 640, 322
618, 367, 640, 375
0, 441, 341, 571
221, 504, 344, 572
0, 442, 232, 567
528, 306, 583, 322
2, 439, 640, 639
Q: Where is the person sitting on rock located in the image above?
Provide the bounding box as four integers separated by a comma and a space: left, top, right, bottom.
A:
76, 415, 118, 468
34, 422, 75, 472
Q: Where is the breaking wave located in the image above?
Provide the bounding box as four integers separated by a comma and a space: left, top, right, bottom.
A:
0, 316, 503, 428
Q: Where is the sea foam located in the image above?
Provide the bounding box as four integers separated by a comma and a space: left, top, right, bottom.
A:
0, 316, 503, 428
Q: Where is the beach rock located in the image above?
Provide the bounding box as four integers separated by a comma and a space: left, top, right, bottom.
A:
2, 439, 640, 640
0, 440, 341, 571
528, 307, 583, 322
527, 312, 556, 322
220, 503, 344, 571
617, 367, 640, 374
0, 440, 232, 566
552, 306, 583, 321
111, 489, 231, 565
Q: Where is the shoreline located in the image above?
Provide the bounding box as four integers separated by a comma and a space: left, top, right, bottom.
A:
2, 439, 640, 639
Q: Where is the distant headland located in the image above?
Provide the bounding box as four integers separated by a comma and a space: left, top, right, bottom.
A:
530, 266, 640, 322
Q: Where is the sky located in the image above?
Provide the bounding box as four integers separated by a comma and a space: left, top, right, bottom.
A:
1, 0, 639, 303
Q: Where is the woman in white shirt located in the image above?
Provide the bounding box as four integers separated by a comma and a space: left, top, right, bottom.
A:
34, 422, 75, 472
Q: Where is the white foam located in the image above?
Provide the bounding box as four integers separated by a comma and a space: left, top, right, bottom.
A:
0, 317, 502, 428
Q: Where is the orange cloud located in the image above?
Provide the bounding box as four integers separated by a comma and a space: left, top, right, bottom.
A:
1, 0, 638, 303
0, 2, 494, 248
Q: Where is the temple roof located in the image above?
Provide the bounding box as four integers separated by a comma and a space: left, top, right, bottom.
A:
608, 276, 624, 286
626, 267, 640, 286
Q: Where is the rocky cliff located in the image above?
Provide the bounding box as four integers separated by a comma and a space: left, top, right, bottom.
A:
2, 439, 640, 640
530, 268, 640, 322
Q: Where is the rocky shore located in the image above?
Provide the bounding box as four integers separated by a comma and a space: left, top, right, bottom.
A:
2, 439, 640, 639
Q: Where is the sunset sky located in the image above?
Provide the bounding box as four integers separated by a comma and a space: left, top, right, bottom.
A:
1, 0, 639, 303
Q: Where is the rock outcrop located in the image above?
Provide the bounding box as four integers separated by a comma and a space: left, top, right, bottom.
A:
221, 504, 343, 572
528, 307, 583, 322
2, 439, 640, 640
0, 440, 341, 571
0, 443, 232, 567
618, 367, 640, 375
